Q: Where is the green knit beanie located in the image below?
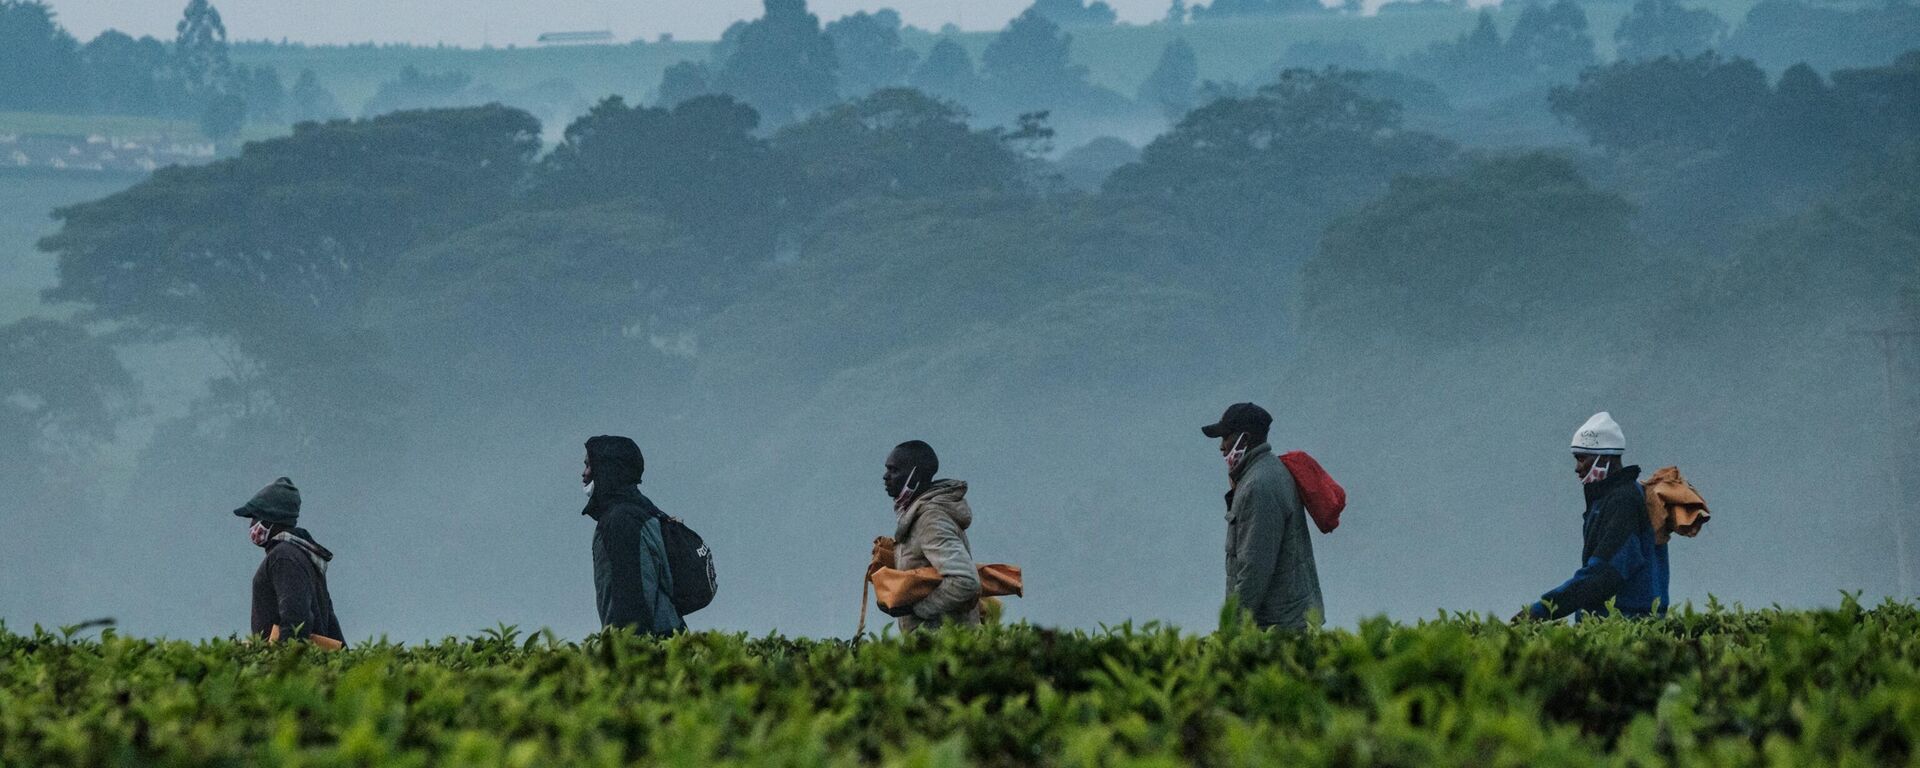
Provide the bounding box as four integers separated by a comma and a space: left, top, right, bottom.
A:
232, 477, 301, 526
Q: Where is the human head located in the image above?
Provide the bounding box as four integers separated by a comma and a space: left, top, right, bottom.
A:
884, 440, 939, 499
232, 477, 300, 526
232, 477, 299, 547
1572, 452, 1622, 480
584, 435, 645, 491
1570, 412, 1625, 481
1202, 402, 1272, 455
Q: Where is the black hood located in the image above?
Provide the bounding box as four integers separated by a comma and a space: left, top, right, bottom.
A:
586, 435, 645, 492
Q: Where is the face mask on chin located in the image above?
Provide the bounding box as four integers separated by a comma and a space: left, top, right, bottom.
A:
1224, 434, 1248, 473
1580, 456, 1611, 485
892, 467, 920, 510
248, 520, 271, 547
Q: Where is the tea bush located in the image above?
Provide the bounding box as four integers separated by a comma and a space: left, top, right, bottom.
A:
3, 599, 1917, 766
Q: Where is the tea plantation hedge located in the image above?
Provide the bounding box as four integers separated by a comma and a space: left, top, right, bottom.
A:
3, 600, 1917, 766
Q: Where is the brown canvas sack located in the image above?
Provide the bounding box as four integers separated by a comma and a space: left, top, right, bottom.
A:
857, 536, 1022, 636
1643, 466, 1711, 546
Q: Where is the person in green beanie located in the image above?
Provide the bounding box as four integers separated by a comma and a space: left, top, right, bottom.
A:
234, 477, 344, 645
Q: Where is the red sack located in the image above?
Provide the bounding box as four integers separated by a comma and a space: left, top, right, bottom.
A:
1279, 451, 1346, 534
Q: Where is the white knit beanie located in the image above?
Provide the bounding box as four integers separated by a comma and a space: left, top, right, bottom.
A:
1570, 411, 1625, 455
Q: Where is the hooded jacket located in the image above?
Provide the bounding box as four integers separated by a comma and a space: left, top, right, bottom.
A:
1529, 465, 1670, 619
892, 479, 982, 631
584, 436, 684, 636
1225, 443, 1324, 630
250, 528, 344, 643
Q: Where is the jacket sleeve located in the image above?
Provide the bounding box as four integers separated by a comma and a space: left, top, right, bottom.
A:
1532, 495, 1648, 620
1227, 475, 1287, 615
267, 552, 317, 639
911, 510, 982, 620
599, 514, 660, 631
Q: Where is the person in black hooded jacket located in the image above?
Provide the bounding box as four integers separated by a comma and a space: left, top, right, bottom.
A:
581, 435, 685, 636
234, 477, 345, 644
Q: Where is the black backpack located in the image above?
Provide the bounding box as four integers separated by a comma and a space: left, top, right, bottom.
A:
652, 512, 717, 615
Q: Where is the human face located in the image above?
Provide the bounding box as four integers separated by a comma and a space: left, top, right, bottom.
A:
1219, 433, 1242, 455
1574, 453, 1616, 481
883, 448, 918, 500
582, 453, 592, 487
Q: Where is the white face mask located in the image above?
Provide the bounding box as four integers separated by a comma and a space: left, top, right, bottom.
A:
893, 467, 920, 509
1224, 434, 1248, 472
248, 520, 271, 547
582, 481, 595, 497
1580, 456, 1611, 485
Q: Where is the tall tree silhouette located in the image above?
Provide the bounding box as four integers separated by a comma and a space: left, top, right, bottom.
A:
910, 38, 978, 101
656, 61, 714, 107
1613, 0, 1726, 61
289, 69, 344, 122
981, 9, 1089, 107
1137, 38, 1198, 120
1507, 0, 1596, 81
172, 0, 231, 105
81, 30, 171, 116
714, 0, 839, 125
824, 9, 918, 97
1028, 0, 1119, 26
0, 1, 84, 112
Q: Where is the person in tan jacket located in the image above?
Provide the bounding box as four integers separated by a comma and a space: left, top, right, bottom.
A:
881, 440, 982, 631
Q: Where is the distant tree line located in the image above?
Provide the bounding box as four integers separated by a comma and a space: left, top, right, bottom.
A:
640, 0, 1915, 140
653, 0, 1144, 131
16, 65, 1448, 478
0, 0, 344, 138
8, 0, 1919, 610
1399, 1, 1599, 93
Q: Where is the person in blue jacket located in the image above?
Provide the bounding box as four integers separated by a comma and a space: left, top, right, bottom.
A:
1518, 411, 1669, 621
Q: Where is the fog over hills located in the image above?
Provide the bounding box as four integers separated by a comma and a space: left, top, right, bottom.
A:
2, 0, 1917, 641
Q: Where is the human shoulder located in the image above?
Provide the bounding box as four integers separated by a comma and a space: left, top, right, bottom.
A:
264, 544, 315, 581
1595, 476, 1651, 526
910, 483, 969, 528
1238, 451, 1292, 492
597, 504, 648, 535
264, 542, 307, 565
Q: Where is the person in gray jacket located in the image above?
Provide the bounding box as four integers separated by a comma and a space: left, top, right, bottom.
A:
1203, 403, 1324, 630
881, 440, 982, 631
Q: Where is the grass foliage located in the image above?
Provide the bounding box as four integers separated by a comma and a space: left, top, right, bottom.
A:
3, 598, 1917, 765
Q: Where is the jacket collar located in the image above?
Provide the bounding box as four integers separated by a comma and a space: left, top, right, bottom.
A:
583, 484, 644, 520
895, 479, 969, 537
268, 528, 333, 573
1228, 442, 1274, 485
1582, 464, 1642, 504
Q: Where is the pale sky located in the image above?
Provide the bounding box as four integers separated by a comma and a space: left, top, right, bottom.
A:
46, 0, 1181, 47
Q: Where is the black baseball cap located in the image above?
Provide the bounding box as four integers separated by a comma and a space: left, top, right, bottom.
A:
1201, 402, 1272, 438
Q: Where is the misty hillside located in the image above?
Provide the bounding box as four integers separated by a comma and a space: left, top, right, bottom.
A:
2, 0, 1918, 641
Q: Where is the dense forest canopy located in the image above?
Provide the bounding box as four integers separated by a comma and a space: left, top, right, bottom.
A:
1, 0, 1918, 639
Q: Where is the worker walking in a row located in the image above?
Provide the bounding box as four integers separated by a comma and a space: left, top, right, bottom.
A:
234, 477, 345, 647
878, 440, 984, 631
580, 435, 687, 636
229, 407, 1696, 643
1203, 402, 1325, 631
1517, 412, 1670, 621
